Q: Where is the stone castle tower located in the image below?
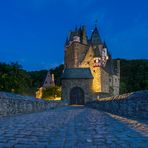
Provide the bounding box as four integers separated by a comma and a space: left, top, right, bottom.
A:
61, 25, 120, 104
43, 71, 55, 88
36, 71, 55, 99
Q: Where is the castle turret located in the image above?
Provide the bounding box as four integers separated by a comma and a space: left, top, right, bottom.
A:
65, 37, 69, 47
81, 25, 88, 45
90, 27, 102, 45
103, 41, 107, 48
117, 60, 120, 78
36, 71, 55, 99
64, 26, 89, 68
43, 71, 55, 88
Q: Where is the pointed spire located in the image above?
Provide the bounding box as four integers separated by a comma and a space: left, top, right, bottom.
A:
90, 26, 102, 45
95, 19, 98, 27
81, 25, 87, 44
65, 37, 69, 46
103, 41, 107, 48
43, 71, 55, 88
69, 31, 74, 41
75, 26, 78, 33
78, 27, 82, 36
81, 25, 86, 32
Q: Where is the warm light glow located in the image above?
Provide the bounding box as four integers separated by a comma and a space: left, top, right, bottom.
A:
91, 67, 102, 92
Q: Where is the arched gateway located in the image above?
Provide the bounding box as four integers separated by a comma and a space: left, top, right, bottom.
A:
61, 68, 94, 104
70, 87, 84, 105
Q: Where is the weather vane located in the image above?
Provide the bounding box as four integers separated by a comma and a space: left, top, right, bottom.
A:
95, 19, 98, 27
91, 19, 98, 32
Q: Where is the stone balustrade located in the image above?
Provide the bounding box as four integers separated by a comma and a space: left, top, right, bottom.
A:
0, 92, 67, 117
87, 90, 148, 119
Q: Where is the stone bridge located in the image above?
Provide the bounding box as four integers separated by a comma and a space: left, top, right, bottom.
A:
0, 91, 148, 148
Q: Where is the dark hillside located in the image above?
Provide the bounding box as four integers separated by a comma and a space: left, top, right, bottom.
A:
0, 60, 147, 96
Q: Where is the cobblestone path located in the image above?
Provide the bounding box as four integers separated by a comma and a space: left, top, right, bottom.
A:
0, 106, 148, 148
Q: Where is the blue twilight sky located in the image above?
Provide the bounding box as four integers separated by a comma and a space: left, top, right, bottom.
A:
0, 0, 148, 71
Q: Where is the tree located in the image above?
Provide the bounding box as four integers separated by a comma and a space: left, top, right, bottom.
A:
42, 86, 61, 100
0, 62, 31, 94
115, 59, 148, 94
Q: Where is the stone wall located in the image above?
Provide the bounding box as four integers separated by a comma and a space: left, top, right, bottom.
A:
86, 90, 148, 119
111, 74, 120, 96
101, 68, 109, 93
65, 42, 88, 68
62, 79, 94, 104
0, 92, 67, 117
80, 47, 109, 93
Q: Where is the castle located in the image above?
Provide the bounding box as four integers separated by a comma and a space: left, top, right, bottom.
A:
61, 25, 120, 104
36, 71, 55, 99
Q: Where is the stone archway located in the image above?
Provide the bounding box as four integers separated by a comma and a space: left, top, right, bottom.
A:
70, 87, 85, 105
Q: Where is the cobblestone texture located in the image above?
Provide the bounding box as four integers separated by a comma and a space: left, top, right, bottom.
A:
0, 106, 148, 148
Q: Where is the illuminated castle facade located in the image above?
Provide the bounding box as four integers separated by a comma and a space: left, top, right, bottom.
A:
61, 25, 120, 104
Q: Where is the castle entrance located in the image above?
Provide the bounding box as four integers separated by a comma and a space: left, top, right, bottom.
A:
70, 87, 85, 105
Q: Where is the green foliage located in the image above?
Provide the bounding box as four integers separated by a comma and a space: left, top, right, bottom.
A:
42, 86, 61, 100
27, 64, 64, 88
28, 70, 48, 88
0, 63, 64, 96
114, 59, 148, 94
120, 82, 127, 93
0, 60, 147, 96
0, 62, 31, 94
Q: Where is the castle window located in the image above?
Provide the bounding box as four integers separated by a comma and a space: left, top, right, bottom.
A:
87, 61, 90, 64
93, 70, 95, 73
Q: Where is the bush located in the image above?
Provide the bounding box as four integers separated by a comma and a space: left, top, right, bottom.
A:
42, 86, 61, 100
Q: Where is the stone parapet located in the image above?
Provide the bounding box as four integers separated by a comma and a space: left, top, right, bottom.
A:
0, 92, 67, 117
86, 90, 148, 119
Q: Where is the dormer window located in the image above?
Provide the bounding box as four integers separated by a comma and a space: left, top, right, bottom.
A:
73, 36, 80, 42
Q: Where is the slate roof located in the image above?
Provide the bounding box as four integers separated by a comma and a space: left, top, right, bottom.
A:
90, 27, 102, 45
61, 68, 93, 79
103, 51, 114, 74
104, 59, 114, 74
93, 47, 101, 57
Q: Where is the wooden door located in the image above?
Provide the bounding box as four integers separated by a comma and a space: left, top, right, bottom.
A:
70, 87, 84, 105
